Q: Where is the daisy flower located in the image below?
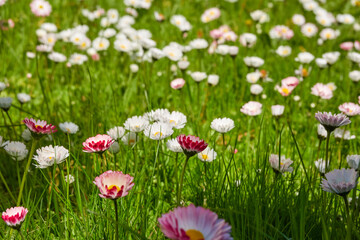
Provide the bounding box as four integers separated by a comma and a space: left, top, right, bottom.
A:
2, 207, 28, 229
315, 112, 351, 133
0, 97, 12, 111
177, 134, 208, 158
30, 0, 52, 17
107, 126, 125, 140
143, 122, 174, 140
271, 105, 285, 116
164, 111, 187, 129
198, 147, 217, 162
4, 141, 28, 161
347, 155, 360, 171
93, 170, 134, 199
269, 154, 293, 174
124, 116, 149, 132
17, 93, 31, 104
33, 145, 69, 168
121, 132, 139, 146
210, 118, 235, 133
23, 118, 57, 135
321, 168, 358, 196
82, 134, 114, 153
158, 204, 232, 240
59, 122, 79, 134
201, 7, 221, 23
170, 78, 185, 90
338, 102, 360, 116
240, 101, 262, 116
166, 138, 183, 153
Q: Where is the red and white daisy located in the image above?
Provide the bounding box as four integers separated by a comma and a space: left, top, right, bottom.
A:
2, 207, 28, 228
177, 134, 208, 158
82, 134, 114, 153
23, 118, 57, 135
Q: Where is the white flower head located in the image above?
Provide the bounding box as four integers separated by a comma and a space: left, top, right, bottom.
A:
121, 132, 139, 146
33, 145, 69, 168
143, 122, 174, 140
17, 93, 31, 104
210, 117, 235, 133
124, 115, 149, 132
107, 126, 125, 140
198, 147, 217, 162
347, 155, 360, 170
4, 141, 28, 161
166, 138, 183, 153
59, 122, 79, 134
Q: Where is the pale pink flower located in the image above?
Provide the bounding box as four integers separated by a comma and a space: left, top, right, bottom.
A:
30, 0, 52, 17
340, 42, 353, 51
240, 101, 262, 116
170, 78, 185, 90
311, 83, 333, 99
201, 7, 221, 23
93, 170, 134, 199
338, 102, 360, 116
315, 112, 351, 132
158, 204, 232, 240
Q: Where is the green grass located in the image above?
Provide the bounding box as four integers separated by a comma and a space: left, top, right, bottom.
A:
0, 0, 360, 239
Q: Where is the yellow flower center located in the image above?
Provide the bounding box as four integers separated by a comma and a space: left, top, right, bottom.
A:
39, 5, 43, 9
186, 229, 204, 240
321, 19, 326, 25
176, 20, 181, 25
35, 125, 43, 128
281, 88, 289, 95
325, 33, 332, 39
169, 120, 177, 125
169, 52, 175, 57
154, 132, 163, 137
202, 154, 208, 160
129, 139, 135, 145
120, 44, 126, 49
107, 185, 120, 191
282, 49, 289, 55
307, 27, 312, 33
302, 68, 308, 77
66, 128, 71, 132
99, 42, 104, 48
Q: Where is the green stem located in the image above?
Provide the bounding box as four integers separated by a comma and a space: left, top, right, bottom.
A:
17, 139, 37, 205
17, 229, 25, 240
114, 200, 119, 240
5, 111, 18, 139
0, 169, 16, 204
325, 131, 331, 173
177, 155, 190, 205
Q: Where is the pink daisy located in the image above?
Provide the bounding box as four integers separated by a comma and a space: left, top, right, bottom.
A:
338, 102, 360, 116
158, 204, 233, 240
30, 0, 52, 17
177, 134, 208, 158
93, 170, 134, 199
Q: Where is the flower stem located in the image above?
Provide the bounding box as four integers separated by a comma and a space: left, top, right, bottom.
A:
325, 131, 331, 173
114, 200, 119, 240
17, 229, 25, 240
17, 139, 37, 205
5, 111, 18, 139
177, 155, 190, 205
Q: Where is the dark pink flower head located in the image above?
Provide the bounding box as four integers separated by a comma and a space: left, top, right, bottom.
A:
340, 42, 353, 51
93, 170, 134, 199
23, 118, 57, 135
281, 76, 299, 87
177, 134, 208, 158
2, 207, 28, 229
171, 78, 185, 90
158, 204, 233, 240
315, 112, 351, 132
82, 134, 114, 153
